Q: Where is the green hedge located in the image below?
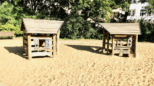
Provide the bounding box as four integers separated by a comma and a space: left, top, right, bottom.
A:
139, 20, 154, 42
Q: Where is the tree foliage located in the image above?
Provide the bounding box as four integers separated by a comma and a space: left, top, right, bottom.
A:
0, 0, 140, 40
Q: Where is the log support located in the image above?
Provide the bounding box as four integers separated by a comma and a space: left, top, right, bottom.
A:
28, 34, 32, 60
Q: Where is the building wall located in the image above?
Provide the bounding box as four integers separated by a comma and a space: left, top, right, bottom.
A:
127, 0, 154, 22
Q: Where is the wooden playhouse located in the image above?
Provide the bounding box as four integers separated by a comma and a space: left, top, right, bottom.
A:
100, 23, 141, 58
21, 18, 64, 60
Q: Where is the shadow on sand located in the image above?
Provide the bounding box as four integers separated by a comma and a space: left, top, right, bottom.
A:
66, 44, 129, 57
0, 38, 13, 40
66, 44, 108, 55
4, 46, 50, 60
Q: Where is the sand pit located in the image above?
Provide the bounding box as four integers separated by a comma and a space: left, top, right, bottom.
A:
0, 38, 154, 86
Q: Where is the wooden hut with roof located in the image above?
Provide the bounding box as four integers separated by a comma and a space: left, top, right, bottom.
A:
21, 18, 64, 60
100, 23, 141, 58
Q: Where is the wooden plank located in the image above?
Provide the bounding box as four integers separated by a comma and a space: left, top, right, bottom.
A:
53, 35, 56, 58
31, 47, 53, 51
23, 39, 28, 45
56, 30, 60, 54
31, 52, 52, 56
26, 29, 58, 31
23, 34, 27, 39
31, 35, 53, 37
23, 31, 25, 52
114, 46, 131, 49
31, 37, 51, 39
49, 36, 53, 57
135, 35, 138, 58
107, 32, 109, 53
115, 35, 128, 37
26, 32, 57, 34
114, 49, 130, 54
112, 35, 115, 56
23, 29, 26, 34
102, 29, 106, 53
26, 26, 62, 29
104, 42, 112, 44
28, 34, 32, 60
0, 32, 14, 37
23, 44, 28, 55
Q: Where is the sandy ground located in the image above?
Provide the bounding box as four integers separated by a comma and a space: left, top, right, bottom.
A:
0, 38, 154, 86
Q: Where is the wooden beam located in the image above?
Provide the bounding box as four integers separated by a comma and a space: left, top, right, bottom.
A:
53, 35, 56, 58
114, 49, 130, 54
50, 37, 53, 58
0, 32, 14, 37
23, 34, 27, 39
107, 32, 110, 54
31, 37, 51, 39
102, 29, 106, 53
23, 44, 28, 55
23, 29, 26, 34
23, 39, 28, 45
28, 34, 32, 60
135, 34, 138, 58
56, 30, 60, 54
112, 35, 115, 57
114, 35, 128, 37
31, 35, 53, 37
23, 32, 25, 53
31, 47, 53, 51
31, 52, 52, 57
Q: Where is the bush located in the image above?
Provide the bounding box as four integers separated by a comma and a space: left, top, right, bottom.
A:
139, 20, 154, 42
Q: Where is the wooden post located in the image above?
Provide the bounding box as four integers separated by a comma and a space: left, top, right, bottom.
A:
53, 34, 56, 58
50, 36, 53, 58
102, 29, 106, 53
23, 31, 25, 53
134, 34, 138, 58
112, 35, 115, 57
56, 30, 60, 55
28, 34, 32, 60
107, 32, 109, 54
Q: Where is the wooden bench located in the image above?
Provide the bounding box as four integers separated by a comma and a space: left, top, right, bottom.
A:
114, 37, 133, 56
0, 32, 14, 39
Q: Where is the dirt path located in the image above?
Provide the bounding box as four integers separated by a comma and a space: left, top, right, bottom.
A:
0, 38, 154, 86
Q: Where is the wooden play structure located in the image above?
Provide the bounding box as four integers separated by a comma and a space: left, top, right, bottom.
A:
21, 18, 64, 60
100, 23, 141, 58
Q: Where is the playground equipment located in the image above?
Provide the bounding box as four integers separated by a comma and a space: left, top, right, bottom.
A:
21, 18, 64, 60
100, 23, 141, 58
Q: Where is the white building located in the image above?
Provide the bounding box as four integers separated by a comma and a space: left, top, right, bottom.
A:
127, 0, 154, 23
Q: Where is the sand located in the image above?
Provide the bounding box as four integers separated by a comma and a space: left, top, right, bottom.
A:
0, 38, 154, 86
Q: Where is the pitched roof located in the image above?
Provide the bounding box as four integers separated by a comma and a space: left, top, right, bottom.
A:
21, 18, 64, 34
99, 23, 141, 35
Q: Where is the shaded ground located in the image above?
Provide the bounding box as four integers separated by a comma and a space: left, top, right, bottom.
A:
0, 38, 154, 86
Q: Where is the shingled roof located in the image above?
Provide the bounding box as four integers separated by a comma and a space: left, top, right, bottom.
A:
99, 23, 141, 35
21, 18, 64, 34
